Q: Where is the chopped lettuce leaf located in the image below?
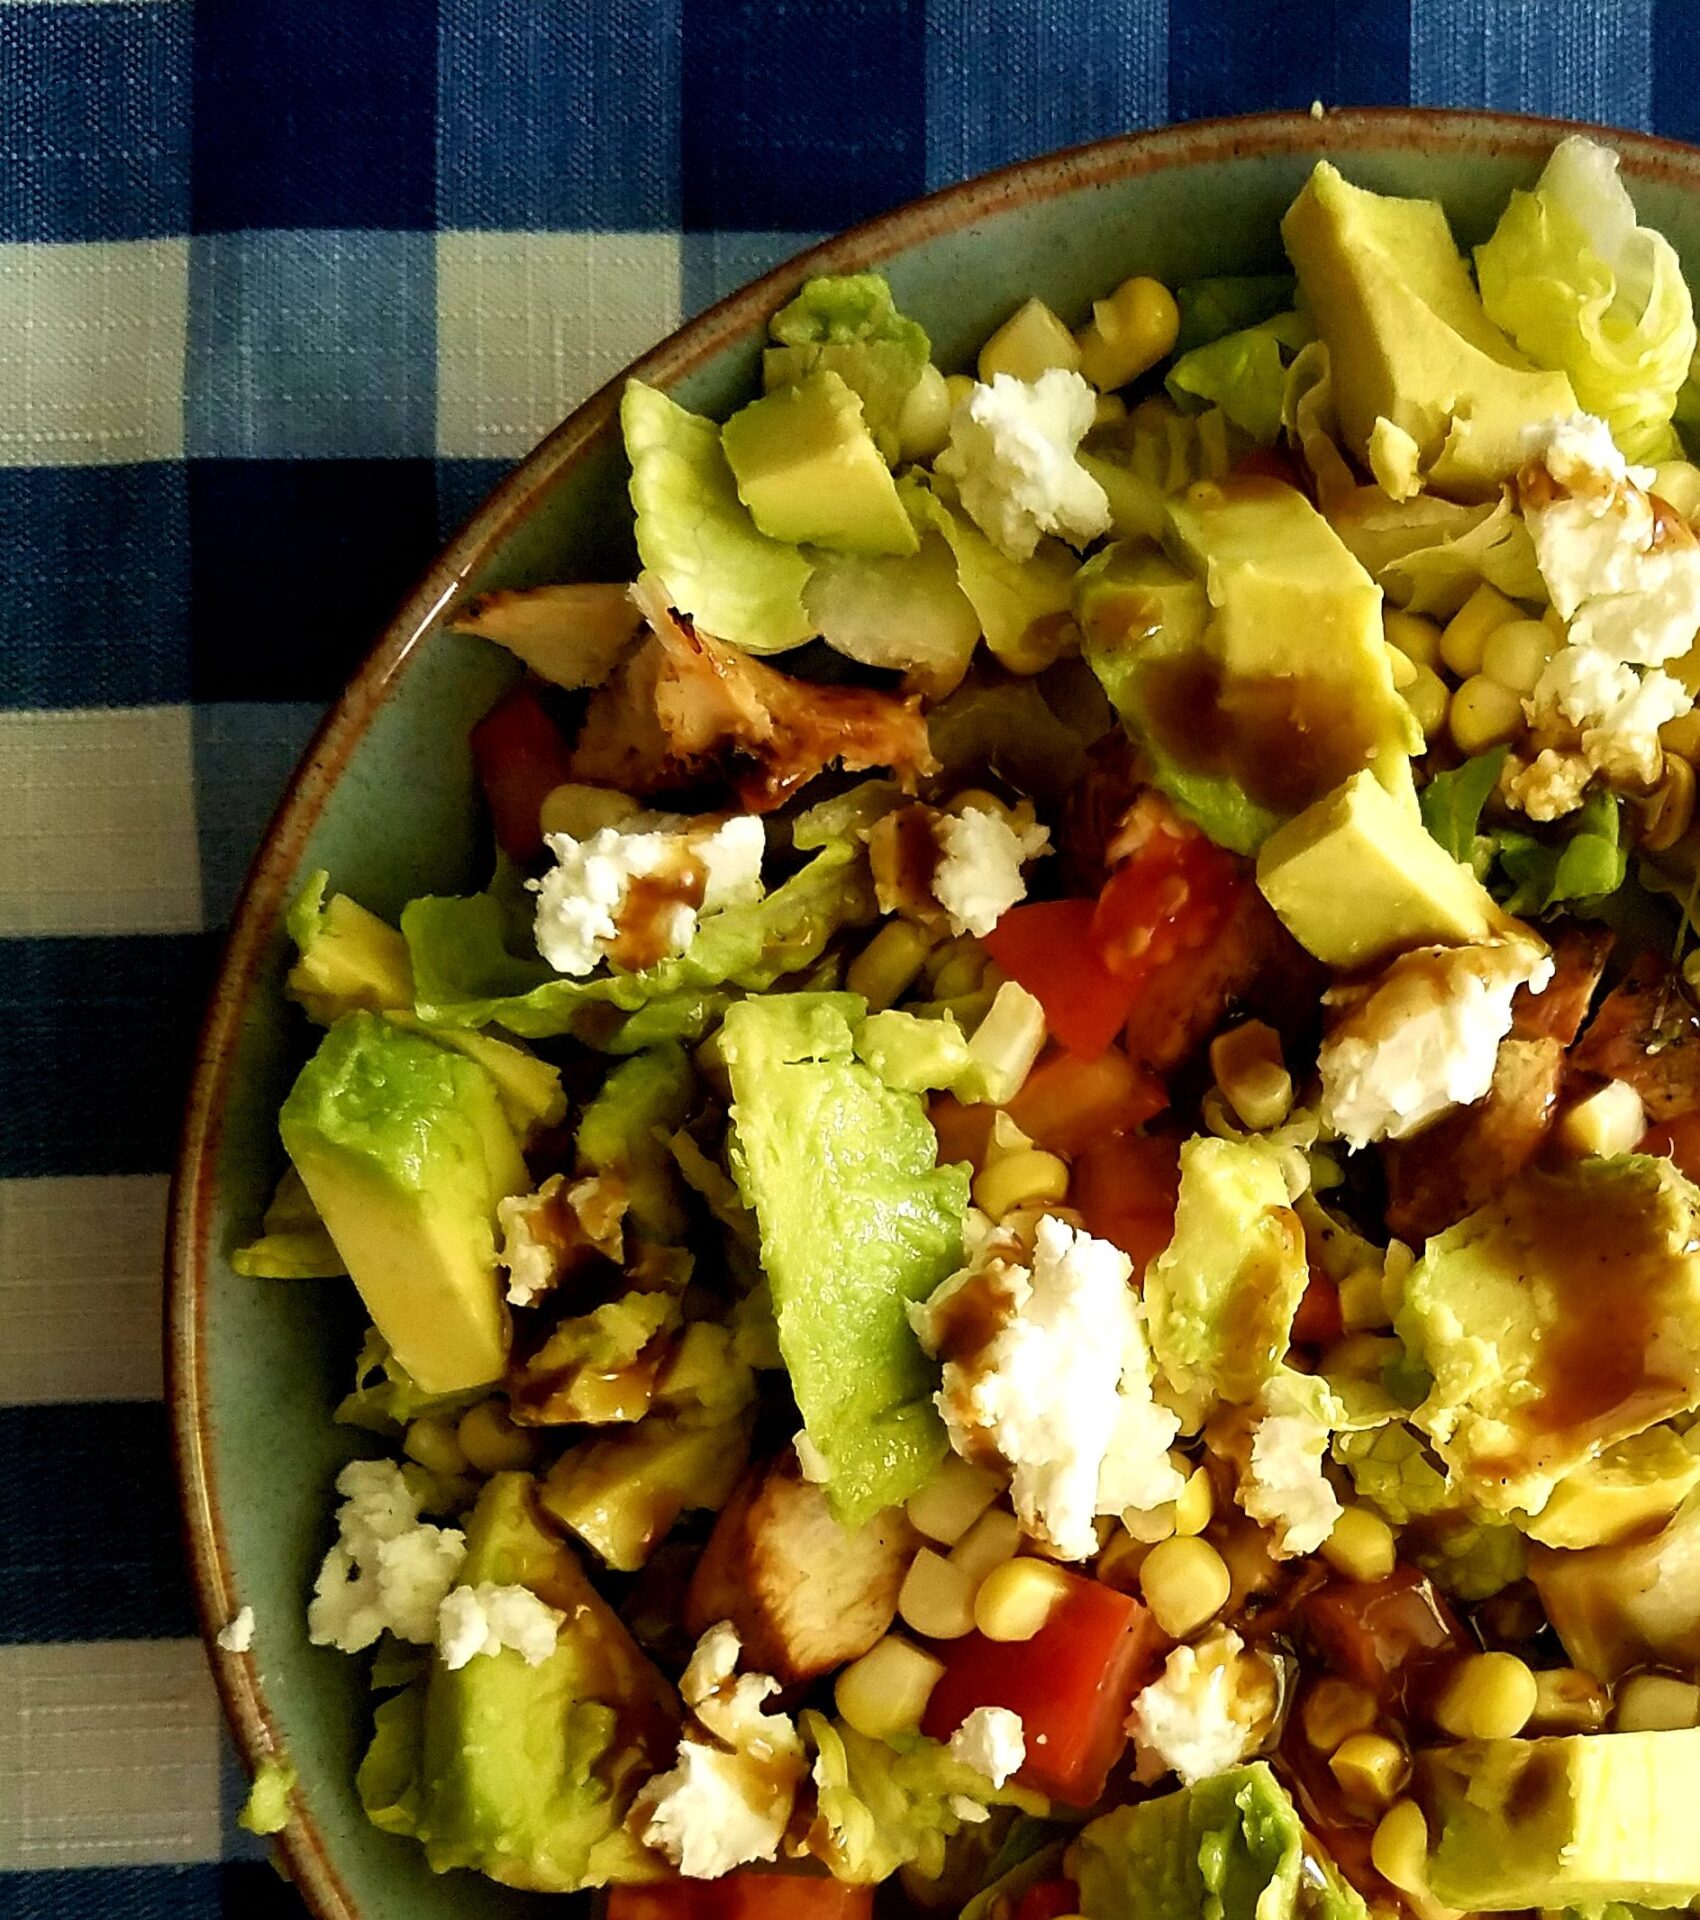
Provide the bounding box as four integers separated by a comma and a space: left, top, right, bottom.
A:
336, 1327, 483, 1435
1495, 789, 1628, 917
232, 1165, 347, 1278
1419, 746, 1508, 872
357, 1683, 426, 1836
961, 1833, 1070, 1920
1476, 136, 1696, 463
576, 1045, 694, 1240
1165, 312, 1312, 443
284, 870, 414, 1026
403, 840, 873, 1038
1411, 1511, 1528, 1602
926, 678, 1091, 812
1330, 490, 1545, 618
1333, 1420, 1452, 1526
914, 482, 1077, 669
622, 379, 814, 655
237, 1757, 298, 1837
1174, 275, 1297, 355
722, 993, 969, 1526
763, 274, 931, 461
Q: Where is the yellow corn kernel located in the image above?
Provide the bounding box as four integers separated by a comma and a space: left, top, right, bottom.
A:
846, 918, 940, 1013
835, 1635, 946, 1739
950, 1507, 1023, 1585
1208, 1021, 1293, 1133
1321, 1506, 1398, 1584
538, 782, 641, 841
1075, 277, 1180, 392
1386, 647, 1418, 690
944, 373, 978, 412
1652, 459, 1700, 520
1449, 673, 1524, 756
896, 363, 952, 463
973, 1147, 1069, 1223
1433, 1651, 1538, 1740
1372, 1801, 1440, 1904
1384, 609, 1444, 671
1303, 1677, 1379, 1753
1661, 709, 1700, 764
1404, 663, 1451, 740
978, 297, 1082, 385
1441, 582, 1521, 677
1139, 1535, 1232, 1638
1614, 1672, 1700, 1732
1173, 1466, 1215, 1537
404, 1413, 470, 1479
1092, 390, 1129, 430
1481, 618, 1556, 696
1121, 1502, 1178, 1544
907, 1455, 1002, 1547
974, 1556, 1072, 1641
1339, 1263, 1393, 1333
1330, 1731, 1410, 1811
1096, 1527, 1152, 1592
456, 1400, 541, 1475
898, 1547, 979, 1640
1555, 1080, 1646, 1161
1529, 1666, 1610, 1734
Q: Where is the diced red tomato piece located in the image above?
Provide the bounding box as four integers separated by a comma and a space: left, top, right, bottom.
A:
1090, 806, 1243, 989
469, 682, 578, 864
922, 1572, 1166, 1806
606, 1874, 873, 1920
1014, 1880, 1083, 1920
1291, 1266, 1344, 1348
1642, 1111, 1700, 1183
1301, 1567, 1462, 1697
1004, 1046, 1168, 1156
982, 899, 1139, 1059
1073, 1132, 1181, 1270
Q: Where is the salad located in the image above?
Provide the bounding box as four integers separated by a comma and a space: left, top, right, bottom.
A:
234, 135, 1700, 1920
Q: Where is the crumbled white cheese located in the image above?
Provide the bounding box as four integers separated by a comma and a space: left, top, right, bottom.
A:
1129, 1629, 1271, 1786
532, 815, 766, 977
947, 1706, 1027, 1789
1318, 939, 1552, 1151
932, 805, 1052, 937
1530, 647, 1691, 791
498, 1172, 626, 1307
307, 1459, 467, 1654
635, 1622, 804, 1880
1502, 747, 1595, 823
1239, 1374, 1342, 1557
913, 1214, 1184, 1560
217, 1605, 255, 1653
935, 369, 1111, 561
793, 1429, 832, 1483
436, 1581, 563, 1670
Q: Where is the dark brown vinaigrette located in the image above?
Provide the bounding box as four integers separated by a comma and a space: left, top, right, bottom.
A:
606, 850, 708, 972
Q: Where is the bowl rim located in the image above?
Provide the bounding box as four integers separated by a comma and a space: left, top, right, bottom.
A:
165, 104, 1700, 1917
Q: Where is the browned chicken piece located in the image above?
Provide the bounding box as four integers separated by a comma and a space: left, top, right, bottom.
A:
450, 581, 643, 688
566, 599, 934, 811
684, 1452, 913, 1686
1570, 953, 1700, 1120
1383, 1035, 1565, 1241
1512, 925, 1614, 1046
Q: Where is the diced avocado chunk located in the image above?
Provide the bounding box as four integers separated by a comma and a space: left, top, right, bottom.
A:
722, 369, 918, 556
1414, 1729, 1700, 1911
1282, 161, 1577, 498
385, 1013, 566, 1145
761, 272, 931, 462
576, 1044, 696, 1240
280, 1013, 525, 1394
285, 871, 412, 1025
1072, 1762, 1367, 1920
1526, 1423, 1700, 1549
1532, 1486, 1700, 1682
1398, 1156, 1700, 1516
722, 992, 970, 1527
1257, 769, 1506, 968
408, 1473, 677, 1890
1144, 1138, 1310, 1422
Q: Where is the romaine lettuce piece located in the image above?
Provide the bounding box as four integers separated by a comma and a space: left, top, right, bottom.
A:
232, 1165, 347, 1279
335, 1327, 484, 1435
763, 273, 932, 461
622, 380, 814, 655
913, 481, 1078, 668
722, 993, 970, 1526
1329, 489, 1546, 618
575, 1045, 694, 1240
1165, 312, 1312, 443
285, 870, 413, 1025
1495, 789, 1627, 916
1419, 746, 1509, 871
1174, 275, 1297, 354
1476, 136, 1696, 463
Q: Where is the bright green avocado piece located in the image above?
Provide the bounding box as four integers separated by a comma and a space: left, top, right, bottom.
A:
1073, 1762, 1367, 1920
576, 1043, 695, 1240
1282, 161, 1577, 499
1398, 1156, 1700, 1518
408, 1473, 677, 1890
722, 369, 918, 556
721, 992, 970, 1528
279, 1012, 526, 1395
285, 871, 413, 1025
1415, 1729, 1700, 1911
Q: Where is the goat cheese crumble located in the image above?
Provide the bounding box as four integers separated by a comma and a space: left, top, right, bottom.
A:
913, 1214, 1184, 1560
307, 1459, 467, 1653
932, 805, 1052, 937
1129, 1629, 1274, 1786
947, 1706, 1027, 1789
498, 1171, 627, 1307
217, 1605, 256, 1654
436, 1581, 563, 1670
1318, 939, 1552, 1150
935, 370, 1111, 561
1239, 1373, 1343, 1557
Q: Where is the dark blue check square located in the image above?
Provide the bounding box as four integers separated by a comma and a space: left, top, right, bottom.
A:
1168, 1, 1411, 123
190, 0, 436, 231
437, 0, 681, 231
0, 1, 190, 244
186, 231, 436, 460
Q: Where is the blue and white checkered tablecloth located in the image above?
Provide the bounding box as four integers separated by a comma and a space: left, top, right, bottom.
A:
2, 3, 1698, 1916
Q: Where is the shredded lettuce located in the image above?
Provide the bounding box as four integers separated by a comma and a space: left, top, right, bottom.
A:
1496, 789, 1628, 917
763, 274, 931, 461
336, 1328, 484, 1435
1412, 1511, 1528, 1602
357, 1683, 425, 1836
622, 380, 814, 655
1419, 746, 1508, 873
1174, 275, 1297, 355
1476, 136, 1697, 462
1165, 312, 1312, 443
1330, 490, 1545, 618
913, 482, 1077, 668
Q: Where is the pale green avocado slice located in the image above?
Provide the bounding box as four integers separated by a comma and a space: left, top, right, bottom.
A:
279, 1011, 527, 1395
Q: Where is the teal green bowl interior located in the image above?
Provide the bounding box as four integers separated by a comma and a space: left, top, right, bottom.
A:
167, 108, 1700, 1920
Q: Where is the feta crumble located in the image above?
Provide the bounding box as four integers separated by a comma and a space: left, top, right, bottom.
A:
935, 370, 1111, 561
436, 1581, 563, 1670
932, 805, 1052, 938
913, 1214, 1184, 1561
635, 1622, 804, 1880
307, 1459, 466, 1654
217, 1605, 256, 1654
498, 1171, 627, 1307
1129, 1629, 1275, 1786
947, 1706, 1027, 1789
1318, 939, 1552, 1151
1239, 1373, 1343, 1557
